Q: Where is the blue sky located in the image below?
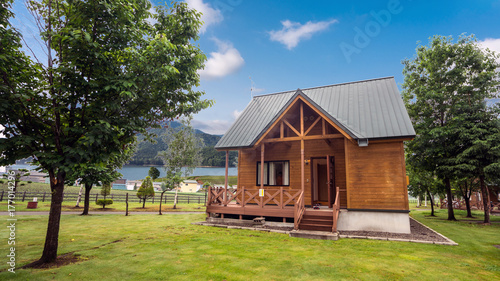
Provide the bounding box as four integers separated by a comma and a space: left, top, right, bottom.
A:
10, 0, 500, 135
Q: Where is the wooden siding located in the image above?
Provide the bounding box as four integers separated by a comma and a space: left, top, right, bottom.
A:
345, 140, 409, 210
238, 138, 347, 208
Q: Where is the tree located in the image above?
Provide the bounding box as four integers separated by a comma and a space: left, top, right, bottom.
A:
2, 168, 30, 193
67, 146, 133, 215
137, 176, 155, 208
454, 177, 479, 218
157, 117, 202, 209
406, 163, 443, 216
0, 0, 210, 265
148, 167, 160, 180
101, 182, 111, 198
402, 34, 499, 221
454, 102, 500, 223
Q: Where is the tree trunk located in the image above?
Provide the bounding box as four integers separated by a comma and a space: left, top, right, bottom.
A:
479, 175, 490, 224
173, 188, 178, 209
464, 195, 472, 218
142, 198, 146, 208
159, 191, 166, 215
426, 189, 435, 217
25, 171, 65, 266
82, 183, 92, 215
75, 184, 83, 207
444, 177, 456, 221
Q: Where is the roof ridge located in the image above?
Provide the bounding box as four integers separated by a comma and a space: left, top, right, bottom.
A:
253, 76, 395, 98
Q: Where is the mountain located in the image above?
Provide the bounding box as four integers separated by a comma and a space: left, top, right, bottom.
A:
128, 122, 236, 167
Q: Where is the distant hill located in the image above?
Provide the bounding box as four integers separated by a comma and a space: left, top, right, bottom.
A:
129, 122, 237, 167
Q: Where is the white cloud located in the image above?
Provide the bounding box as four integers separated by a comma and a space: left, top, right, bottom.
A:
185, 0, 223, 33
231, 110, 242, 119
478, 38, 500, 62
269, 19, 338, 50
198, 38, 244, 80
0, 125, 4, 138
192, 119, 234, 135
193, 109, 244, 135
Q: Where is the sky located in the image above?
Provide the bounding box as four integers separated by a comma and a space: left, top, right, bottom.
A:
9, 0, 500, 135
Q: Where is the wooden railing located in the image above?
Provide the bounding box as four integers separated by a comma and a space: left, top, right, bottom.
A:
208, 186, 302, 209
332, 186, 340, 232
294, 191, 305, 230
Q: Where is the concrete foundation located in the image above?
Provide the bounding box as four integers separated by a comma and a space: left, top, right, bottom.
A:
337, 209, 411, 234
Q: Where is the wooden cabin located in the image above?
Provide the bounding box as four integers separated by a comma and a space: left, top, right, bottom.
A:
208, 77, 416, 233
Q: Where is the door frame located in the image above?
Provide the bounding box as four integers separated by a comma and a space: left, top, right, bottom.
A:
309, 156, 335, 207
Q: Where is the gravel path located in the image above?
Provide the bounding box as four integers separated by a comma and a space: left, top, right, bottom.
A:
339, 218, 449, 243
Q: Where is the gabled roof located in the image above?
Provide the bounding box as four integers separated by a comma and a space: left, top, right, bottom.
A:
215, 77, 415, 149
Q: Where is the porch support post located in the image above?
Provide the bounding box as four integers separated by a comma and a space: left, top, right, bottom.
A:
260, 143, 265, 191
224, 150, 229, 205
260, 144, 265, 208
301, 139, 305, 196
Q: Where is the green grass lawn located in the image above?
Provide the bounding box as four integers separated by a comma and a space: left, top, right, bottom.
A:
0, 210, 499, 280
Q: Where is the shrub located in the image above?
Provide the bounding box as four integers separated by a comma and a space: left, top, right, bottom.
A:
0, 180, 4, 184
96, 199, 113, 209
27, 181, 32, 184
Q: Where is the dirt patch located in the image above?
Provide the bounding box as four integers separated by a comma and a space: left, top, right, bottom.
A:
494, 245, 500, 249
20, 252, 84, 270
339, 218, 449, 243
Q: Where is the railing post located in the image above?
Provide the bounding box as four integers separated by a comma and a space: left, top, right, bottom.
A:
280, 187, 283, 209
242, 187, 245, 207
207, 186, 211, 206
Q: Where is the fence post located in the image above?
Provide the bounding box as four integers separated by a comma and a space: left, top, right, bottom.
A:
0, 190, 3, 202
95, 194, 98, 203
22, 191, 26, 202
43, 192, 46, 202
198, 196, 200, 204
188, 196, 190, 204
111, 194, 114, 200
125, 193, 129, 216
152, 196, 154, 204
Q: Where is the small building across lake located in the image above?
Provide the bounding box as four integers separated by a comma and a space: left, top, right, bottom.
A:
208, 77, 415, 234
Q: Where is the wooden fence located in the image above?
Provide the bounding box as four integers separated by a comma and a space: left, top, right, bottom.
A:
0, 191, 206, 205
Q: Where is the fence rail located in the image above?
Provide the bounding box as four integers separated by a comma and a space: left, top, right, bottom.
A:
0, 191, 206, 204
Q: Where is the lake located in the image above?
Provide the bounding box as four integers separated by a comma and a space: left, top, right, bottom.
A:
9, 164, 237, 181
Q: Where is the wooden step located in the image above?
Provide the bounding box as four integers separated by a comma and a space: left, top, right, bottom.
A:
300, 218, 332, 226
298, 223, 333, 232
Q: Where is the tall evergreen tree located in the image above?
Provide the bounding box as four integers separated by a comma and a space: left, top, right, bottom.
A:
402, 34, 499, 221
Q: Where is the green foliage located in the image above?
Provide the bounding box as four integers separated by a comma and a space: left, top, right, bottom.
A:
27, 181, 32, 184
137, 176, 155, 208
101, 182, 111, 197
148, 167, 160, 180
96, 199, 113, 208
158, 117, 203, 183
0, 0, 211, 263
402, 34, 500, 221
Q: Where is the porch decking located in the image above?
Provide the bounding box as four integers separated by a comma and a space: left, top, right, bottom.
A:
206, 186, 340, 232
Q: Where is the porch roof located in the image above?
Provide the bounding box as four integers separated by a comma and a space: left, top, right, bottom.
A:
215, 77, 415, 149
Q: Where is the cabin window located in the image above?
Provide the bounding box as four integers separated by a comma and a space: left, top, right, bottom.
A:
256, 161, 289, 186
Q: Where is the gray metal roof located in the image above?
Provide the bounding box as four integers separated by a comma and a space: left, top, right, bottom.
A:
215, 77, 415, 149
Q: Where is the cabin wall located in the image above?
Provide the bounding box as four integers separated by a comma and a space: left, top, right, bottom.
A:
345, 140, 409, 210
238, 138, 347, 207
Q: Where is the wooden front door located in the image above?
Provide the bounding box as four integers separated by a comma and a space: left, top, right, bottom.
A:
327, 155, 336, 208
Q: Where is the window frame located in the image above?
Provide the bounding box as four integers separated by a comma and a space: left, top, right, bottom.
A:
256, 160, 290, 187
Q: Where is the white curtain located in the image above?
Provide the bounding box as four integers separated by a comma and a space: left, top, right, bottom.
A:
283, 161, 289, 185
268, 162, 276, 185
257, 163, 268, 185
